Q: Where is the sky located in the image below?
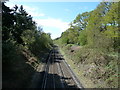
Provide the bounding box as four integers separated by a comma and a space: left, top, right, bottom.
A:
5, 0, 100, 39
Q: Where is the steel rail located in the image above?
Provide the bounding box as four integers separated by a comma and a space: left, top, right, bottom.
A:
52, 49, 55, 89
57, 48, 84, 89
54, 48, 65, 88
41, 50, 52, 89
41, 46, 84, 89
55, 48, 75, 88
63, 60, 84, 89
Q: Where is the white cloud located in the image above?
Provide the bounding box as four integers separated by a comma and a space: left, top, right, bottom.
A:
65, 9, 70, 12
43, 28, 61, 39
5, 2, 45, 17
22, 5, 45, 17
34, 18, 70, 39
35, 18, 69, 32
5, 2, 16, 8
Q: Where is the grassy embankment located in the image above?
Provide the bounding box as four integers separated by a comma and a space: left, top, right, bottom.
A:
58, 44, 119, 88
3, 43, 50, 88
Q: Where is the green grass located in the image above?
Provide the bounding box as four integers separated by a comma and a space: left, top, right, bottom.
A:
59, 48, 96, 88
58, 44, 119, 88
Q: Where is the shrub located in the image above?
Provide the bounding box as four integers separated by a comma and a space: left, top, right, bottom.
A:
2, 41, 19, 67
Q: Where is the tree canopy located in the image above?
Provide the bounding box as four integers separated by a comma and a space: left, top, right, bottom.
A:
2, 2, 53, 65
55, 2, 119, 52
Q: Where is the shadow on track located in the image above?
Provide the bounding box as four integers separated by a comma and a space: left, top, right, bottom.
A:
30, 71, 78, 89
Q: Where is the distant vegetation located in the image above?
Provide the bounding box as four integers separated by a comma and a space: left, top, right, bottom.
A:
55, 2, 119, 88
2, 2, 53, 88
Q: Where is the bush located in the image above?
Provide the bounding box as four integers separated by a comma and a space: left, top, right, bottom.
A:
2, 41, 20, 67
78, 30, 87, 46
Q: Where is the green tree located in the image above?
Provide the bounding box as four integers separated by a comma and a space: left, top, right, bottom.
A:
12, 5, 36, 44
85, 2, 112, 50
73, 12, 90, 31
2, 2, 14, 41
78, 30, 87, 46
103, 2, 119, 50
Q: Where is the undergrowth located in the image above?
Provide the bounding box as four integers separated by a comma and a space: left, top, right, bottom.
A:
59, 44, 119, 88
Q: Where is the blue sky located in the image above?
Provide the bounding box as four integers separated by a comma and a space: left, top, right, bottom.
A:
5, 1, 100, 39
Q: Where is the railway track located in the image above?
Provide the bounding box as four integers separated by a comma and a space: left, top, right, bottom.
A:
41, 46, 84, 89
